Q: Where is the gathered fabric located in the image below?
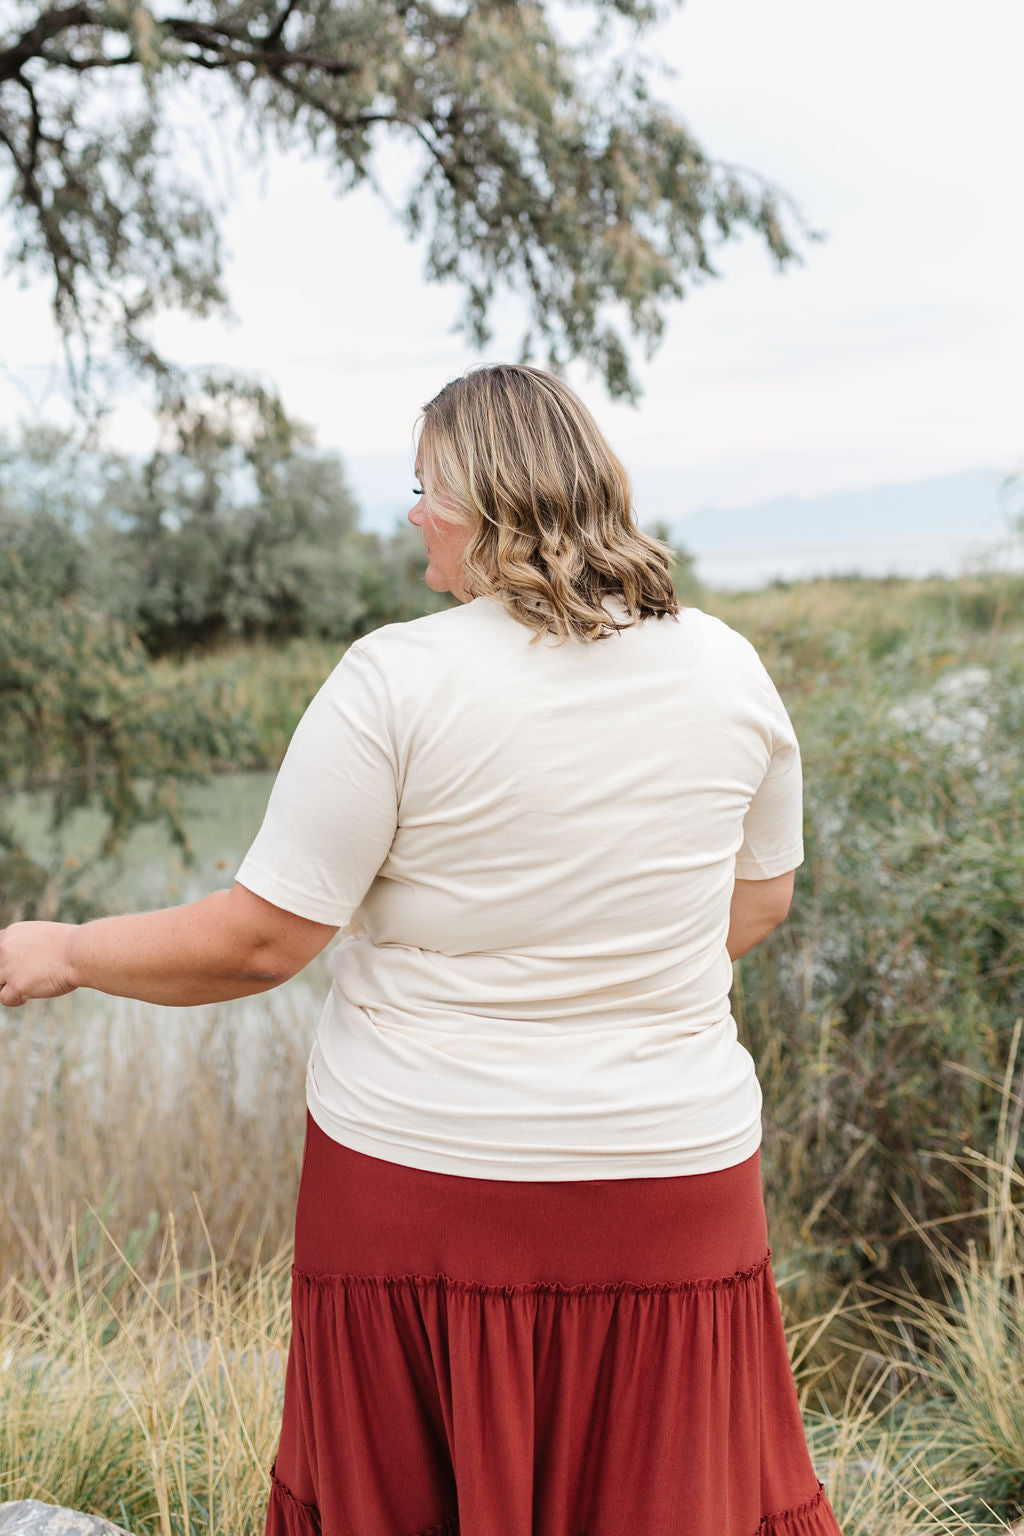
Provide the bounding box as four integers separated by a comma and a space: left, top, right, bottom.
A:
265, 1115, 842, 1536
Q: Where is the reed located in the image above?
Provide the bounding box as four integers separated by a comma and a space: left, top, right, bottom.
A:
0, 979, 316, 1289
0, 1218, 291, 1532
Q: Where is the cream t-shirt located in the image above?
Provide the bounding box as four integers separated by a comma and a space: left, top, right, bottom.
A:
235, 595, 803, 1179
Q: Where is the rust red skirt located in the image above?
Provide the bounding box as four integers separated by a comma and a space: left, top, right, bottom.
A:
267, 1113, 842, 1536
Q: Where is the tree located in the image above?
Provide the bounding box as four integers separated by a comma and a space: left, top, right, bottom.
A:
87, 378, 371, 650
0, 583, 253, 924
0, 0, 812, 408
0, 394, 434, 921
1, 385, 445, 651
0, 420, 89, 599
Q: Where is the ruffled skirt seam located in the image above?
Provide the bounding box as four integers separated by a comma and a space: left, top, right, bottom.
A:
268, 1461, 322, 1533
410, 1516, 460, 1536
266, 1475, 836, 1536
290, 1249, 772, 1299
757, 1480, 838, 1533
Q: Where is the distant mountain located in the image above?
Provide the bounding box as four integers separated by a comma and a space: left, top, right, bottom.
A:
668, 468, 1006, 551
344, 456, 1017, 589
659, 468, 1013, 589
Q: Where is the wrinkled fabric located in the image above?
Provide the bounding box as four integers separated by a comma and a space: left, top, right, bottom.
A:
237, 598, 803, 1182
266, 1116, 842, 1536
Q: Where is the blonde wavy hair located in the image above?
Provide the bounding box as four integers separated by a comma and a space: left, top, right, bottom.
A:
416, 364, 680, 643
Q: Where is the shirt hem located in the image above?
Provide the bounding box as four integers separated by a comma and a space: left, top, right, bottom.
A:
734, 843, 804, 880
234, 862, 352, 927
304, 1096, 763, 1182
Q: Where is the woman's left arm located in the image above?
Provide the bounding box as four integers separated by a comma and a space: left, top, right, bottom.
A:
0, 884, 338, 1009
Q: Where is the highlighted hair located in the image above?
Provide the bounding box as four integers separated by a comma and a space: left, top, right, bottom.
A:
417, 364, 680, 643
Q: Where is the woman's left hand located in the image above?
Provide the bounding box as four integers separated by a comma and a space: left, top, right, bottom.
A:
0, 922, 78, 1008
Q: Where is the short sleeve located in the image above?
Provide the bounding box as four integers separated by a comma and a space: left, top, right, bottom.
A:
735, 670, 804, 880
234, 641, 399, 925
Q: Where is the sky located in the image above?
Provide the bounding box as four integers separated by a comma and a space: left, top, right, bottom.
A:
1, 0, 1022, 542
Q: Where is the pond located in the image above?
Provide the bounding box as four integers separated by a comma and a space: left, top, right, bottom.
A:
4, 768, 326, 1096
9, 770, 279, 911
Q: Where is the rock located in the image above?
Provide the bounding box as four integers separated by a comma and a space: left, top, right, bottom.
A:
0, 1503, 135, 1535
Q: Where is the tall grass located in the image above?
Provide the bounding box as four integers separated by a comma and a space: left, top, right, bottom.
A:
0, 979, 316, 1289
155, 638, 345, 772
3, 1080, 1024, 1532
861, 1033, 1024, 1526
0, 1223, 291, 1531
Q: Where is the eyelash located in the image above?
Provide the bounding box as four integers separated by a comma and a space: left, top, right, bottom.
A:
412, 485, 423, 496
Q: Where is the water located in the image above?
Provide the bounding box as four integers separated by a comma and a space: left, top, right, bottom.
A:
694, 539, 950, 590
689, 529, 1021, 592
6, 769, 325, 1092
10, 770, 278, 911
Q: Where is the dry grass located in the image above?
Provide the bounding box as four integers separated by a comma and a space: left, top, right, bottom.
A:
2, 1185, 1022, 1533
0, 1221, 291, 1531
2, 995, 1024, 1532
0, 987, 307, 1526
0, 975, 320, 1289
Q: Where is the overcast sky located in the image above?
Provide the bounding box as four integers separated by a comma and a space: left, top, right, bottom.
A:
1, 0, 1021, 523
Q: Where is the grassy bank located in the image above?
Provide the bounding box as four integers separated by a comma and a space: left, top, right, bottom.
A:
154, 573, 1024, 769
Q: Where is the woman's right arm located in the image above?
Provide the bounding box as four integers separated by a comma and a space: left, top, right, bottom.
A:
726, 871, 796, 961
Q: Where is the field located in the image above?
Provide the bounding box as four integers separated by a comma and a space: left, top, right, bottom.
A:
2, 571, 1024, 1531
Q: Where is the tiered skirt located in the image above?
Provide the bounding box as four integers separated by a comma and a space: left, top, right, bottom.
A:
267, 1114, 842, 1536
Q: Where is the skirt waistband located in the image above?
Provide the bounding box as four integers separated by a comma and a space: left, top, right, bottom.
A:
294, 1112, 769, 1288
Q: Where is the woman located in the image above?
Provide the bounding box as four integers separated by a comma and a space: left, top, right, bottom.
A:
0, 365, 842, 1536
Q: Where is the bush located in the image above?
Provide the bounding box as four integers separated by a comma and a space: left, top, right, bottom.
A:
0, 590, 252, 922
719, 586, 1024, 1294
